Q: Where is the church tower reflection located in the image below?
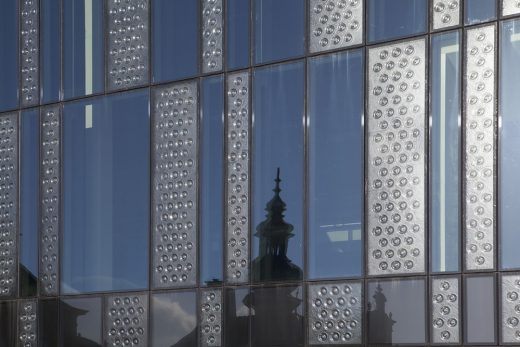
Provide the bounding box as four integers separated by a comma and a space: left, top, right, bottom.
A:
367, 284, 396, 345
252, 168, 302, 282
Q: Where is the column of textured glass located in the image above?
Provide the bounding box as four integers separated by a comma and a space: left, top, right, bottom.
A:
20, 0, 39, 107
366, 39, 427, 275
432, 0, 461, 30
309, 0, 363, 53
18, 300, 37, 347
501, 273, 520, 343
464, 25, 496, 271
503, 0, 520, 16
202, 0, 223, 73
0, 113, 18, 298
105, 294, 148, 346
200, 288, 223, 347
40, 105, 61, 296
431, 276, 460, 344
106, 0, 149, 91
308, 281, 363, 345
152, 81, 198, 288
226, 71, 249, 283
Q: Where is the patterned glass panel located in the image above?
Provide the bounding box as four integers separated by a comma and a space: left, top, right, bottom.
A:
0, 113, 17, 297
20, 0, 39, 107
502, 274, 520, 343
464, 25, 496, 271
106, 294, 148, 347
201, 289, 223, 347
503, 0, 520, 16
431, 277, 460, 344
432, 0, 461, 30
107, 0, 149, 91
226, 71, 250, 283
152, 81, 198, 288
367, 39, 427, 275
18, 300, 37, 347
202, 0, 223, 73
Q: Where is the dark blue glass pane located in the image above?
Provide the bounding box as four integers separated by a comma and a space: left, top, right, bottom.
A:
20, 109, 40, 297
201, 76, 224, 285
41, 0, 61, 104
253, 62, 304, 282
63, 0, 104, 99
465, 0, 496, 24
153, 0, 199, 82
431, 31, 461, 273
254, 0, 305, 64
39, 299, 59, 347
151, 291, 197, 347
60, 298, 102, 346
225, 287, 249, 347
308, 50, 364, 279
0, 301, 17, 346
228, 0, 250, 69
0, 0, 19, 111
62, 89, 149, 294
368, 0, 427, 42
500, 19, 520, 269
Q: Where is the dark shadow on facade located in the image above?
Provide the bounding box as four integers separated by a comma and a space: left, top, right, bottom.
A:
252, 168, 302, 282
367, 284, 396, 346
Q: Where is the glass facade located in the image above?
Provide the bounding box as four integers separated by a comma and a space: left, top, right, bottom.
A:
2, 0, 520, 346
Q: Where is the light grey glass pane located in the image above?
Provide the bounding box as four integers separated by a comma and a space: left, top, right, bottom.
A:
431, 31, 460, 273
20, 110, 39, 297
368, 0, 427, 42
60, 297, 102, 346
227, 0, 250, 69
308, 50, 364, 279
63, 0, 104, 99
153, 0, 199, 82
201, 76, 224, 285
252, 62, 304, 282
106, 294, 148, 347
432, 0, 461, 30
465, 0, 497, 24
0, 0, 18, 111
367, 278, 426, 345
62, 90, 149, 294
41, 0, 60, 104
151, 291, 197, 347
503, 0, 520, 16
254, 0, 305, 64
500, 19, 520, 270
464, 275, 496, 344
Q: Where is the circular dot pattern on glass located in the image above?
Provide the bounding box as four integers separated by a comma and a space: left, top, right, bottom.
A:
152, 81, 198, 288
19, 300, 37, 346
202, 0, 223, 73
107, 0, 149, 90
20, 0, 39, 107
200, 290, 222, 347
432, 277, 459, 344
367, 39, 426, 275
503, 0, 520, 16
464, 25, 495, 270
226, 72, 249, 283
432, 0, 459, 30
106, 295, 147, 347
40, 106, 60, 295
309, 0, 363, 53
0, 113, 17, 297
309, 282, 362, 345
501, 275, 520, 343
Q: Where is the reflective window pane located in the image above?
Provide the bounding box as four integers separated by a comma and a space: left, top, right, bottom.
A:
63, 0, 104, 99
253, 62, 304, 282
431, 31, 461, 273
254, 0, 305, 64
39, 300, 59, 347
0, 0, 18, 111
227, 0, 250, 69
60, 297, 102, 346
0, 301, 16, 346
368, 0, 427, 43
251, 286, 304, 346
225, 287, 249, 347
153, 0, 199, 82
500, 19, 520, 270
465, 0, 497, 25
41, 0, 61, 104
151, 291, 197, 347
20, 109, 40, 297
308, 50, 364, 279
201, 76, 224, 285
464, 275, 496, 343
62, 90, 149, 294
367, 278, 426, 345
